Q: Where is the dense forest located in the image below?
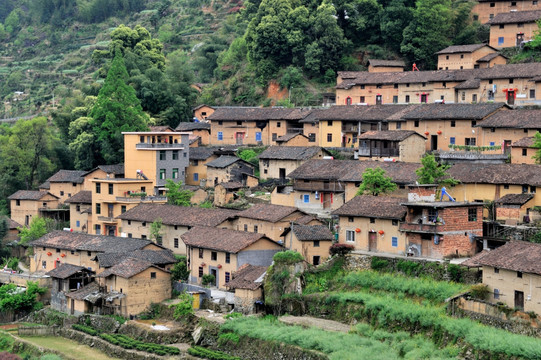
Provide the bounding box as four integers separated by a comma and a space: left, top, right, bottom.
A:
0, 0, 499, 214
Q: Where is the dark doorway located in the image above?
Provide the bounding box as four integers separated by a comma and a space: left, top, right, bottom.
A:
507, 91, 515, 105
313, 256, 320, 266
516, 33, 524, 46
515, 290, 524, 310
71, 299, 74, 315
431, 135, 438, 151
421, 94, 428, 103
211, 268, 218, 287
375, 95, 382, 105
504, 140, 512, 154
279, 168, 286, 180
368, 232, 377, 252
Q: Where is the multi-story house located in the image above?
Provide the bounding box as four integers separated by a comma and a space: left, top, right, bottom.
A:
8, 191, 60, 227
473, 0, 540, 24
488, 10, 541, 48
436, 44, 506, 70
258, 146, 330, 180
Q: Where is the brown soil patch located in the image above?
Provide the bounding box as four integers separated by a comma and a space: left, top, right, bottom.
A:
0, 325, 18, 330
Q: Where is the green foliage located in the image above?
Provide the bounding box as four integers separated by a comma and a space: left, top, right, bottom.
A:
356, 168, 397, 196
529, 230, 541, 244
188, 346, 240, 360
448, 144, 501, 152
224, 312, 243, 320
416, 154, 458, 187
370, 257, 389, 271
4, 257, 18, 271
469, 284, 489, 301
273, 250, 303, 265
199, 201, 213, 209
533, 131, 541, 164
0, 281, 46, 312
341, 270, 467, 303
202, 274, 216, 286
139, 302, 161, 320
0, 217, 8, 240
18, 217, 50, 246
169, 292, 194, 320
72, 324, 99, 336
149, 218, 163, 245
170, 255, 189, 282
99, 333, 180, 355
165, 179, 193, 206
218, 332, 240, 346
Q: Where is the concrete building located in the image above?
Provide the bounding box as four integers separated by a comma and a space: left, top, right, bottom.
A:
182, 226, 282, 289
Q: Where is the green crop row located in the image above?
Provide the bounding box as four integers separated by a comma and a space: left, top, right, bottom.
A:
188, 346, 240, 360
341, 270, 468, 303
324, 291, 541, 359
221, 316, 457, 360
71, 324, 98, 336
98, 333, 180, 355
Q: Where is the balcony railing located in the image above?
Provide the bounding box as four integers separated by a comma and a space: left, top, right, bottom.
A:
98, 216, 116, 223
357, 148, 400, 157
293, 180, 345, 192
342, 125, 359, 133
399, 222, 444, 233
286, 127, 304, 134
115, 196, 167, 202
136, 143, 185, 149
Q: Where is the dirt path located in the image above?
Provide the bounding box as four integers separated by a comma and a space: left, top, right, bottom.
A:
279, 315, 352, 333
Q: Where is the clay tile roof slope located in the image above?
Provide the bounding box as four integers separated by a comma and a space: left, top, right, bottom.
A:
336, 72, 408, 89
65, 282, 100, 300
97, 257, 158, 279
207, 107, 311, 121
181, 226, 272, 253
460, 250, 492, 268
149, 125, 173, 132
474, 241, 541, 275
489, 10, 541, 25
64, 191, 92, 204
8, 190, 57, 201
358, 130, 424, 141
175, 122, 211, 131
294, 214, 319, 225
227, 264, 267, 290
292, 225, 334, 241
512, 137, 535, 147
46, 170, 86, 184
477, 53, 505, 62
495, 193, 534, 205
454, 78, 481, 90
8, 218, 21, 229
83, 164, 125, 177
97, 249, 176, 268
46, 263, 89, 279
189, 147, 217, 160
237, 204, 302, 223
206, 156, 249, 168
479, 63, 541, 79
368, 59, 406, 67
275, 133, 309, 142
436, 44, 488, 54
448, 163, 541, 186
258, 146, 326, 160
312, 105, 409, 121
116, 203, 237, 227
477, 110, 541, 128
402, 103, 505, 120
332, 196, 407, 219
30, 230, 152, 252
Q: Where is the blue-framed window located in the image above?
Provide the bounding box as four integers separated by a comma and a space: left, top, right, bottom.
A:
450, 137, 455, 145
193, 173, 199, 181
391, 237, 398, 247
303, 194, 310, 203
489, 142, 495, 146
256, 132, 262, 141
217, 131, 223, 141
76, 220, 80, 227
498, 37, 504, 46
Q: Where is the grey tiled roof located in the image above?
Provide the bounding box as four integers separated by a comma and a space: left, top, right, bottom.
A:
258, 146, 327, 160
207, 107, 312, 121
477, 53, 505, 62
97, 257, 163, 279
96, 249, 177, 268
436, 44, 488, 54
237, 204, 303, 223
226, 264, 267, 290
64, 191, 92, 204
291, 225, 334, 241
495, 193, 534, 205
275, 133, 309, 143
181, 226, 276, 253
83, 164, 124, 177
206, 156, 252, 169
30, 231, 152, 253
175, 122, 211, 131
332, 196, 407, 219
471, 241, 541, 275
448, 163, 541, 186
477, 110, 541, 129
8, 190, 57, 201
512, 137, 535, 147
46, 170, 86, 184
189, 147, 217, 161
489, 10, 541, 25
358, 130, 424, 141
65, 282, 100, 300
46, 264, 91, 279
368, 59, 406, 67
401, 103, 505, 120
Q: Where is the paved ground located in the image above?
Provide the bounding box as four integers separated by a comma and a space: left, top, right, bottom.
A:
278, 315, 352, 333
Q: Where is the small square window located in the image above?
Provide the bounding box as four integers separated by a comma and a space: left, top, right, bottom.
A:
517, 271, 523, 278
523, 185, 529, 193
277, 122, 281, 128
142, 222, 146, 227
327, 133, 332, 142
509, 78, 514, 84
42, 261, 47, 269
494, 267, 500, 274
498, 37, 504, 46
370, 218, 375, 224
494, 288, 500, 299
150, 272, 156, 279
468, 208, 477, 222
225, 272, 230, 283
490, 2, 495, 6
87, 251, 92, 257
60, 191, 64, 196
414, 120, 419, 127
450, 120, 456, 127
348, 217, 354, 223
244, 224, 248, 232
391, 237, 398, 247
217, 132, 223, 141
96, 183, 101, 194
159, 150, 166, 160
303, 194, 310, 203
314, 240, 320, 247
346, 230, 355, 243
141, 235, 147, 239
523, 149, 528, 156
392, 219, 398, 226
16, 200, 20, 206
211, 251, 217, 261
254, 225, 258, 233
172, 151, 179, 160
405, 95, 410, 103
450, 137, 455, 145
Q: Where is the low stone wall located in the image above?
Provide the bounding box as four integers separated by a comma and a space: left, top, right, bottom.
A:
18, 325, 55, 336
78, 314, 121, 333
118, 321, 193, 344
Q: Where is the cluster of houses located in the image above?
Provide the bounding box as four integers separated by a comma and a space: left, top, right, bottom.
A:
7, 1, 541, 318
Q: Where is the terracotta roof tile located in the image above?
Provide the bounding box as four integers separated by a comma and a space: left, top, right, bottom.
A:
454, 78, 481, 90
291, 225, 334, 241
83, 164, 124, 177
97, 257, 161, 279
237, 204, 303, 223
8, 190, 57, 201
512, 137, 535, 147
332, 196, 407, 219
275, 133, 309, 142
258, 146, 328, 160
207, 107, 312, 121
489, 10, 541, 24
473, 241, 541, 275
46, 170, 86, 184
402, 103, 505, 120
46, 264, 92, 279
309, 105, 410, 121
460, 250, 492, 268
30, 231, 152, 253
358, 130, 424, 141
206, 156, 252, 168
175, 122, 211, 131
294, 214, 320, 225
96, 249, 176, 268
7, 218, 21, 229
64, 191, 92, 204
65, 282, 100, 300
181, 226, 277, 253
226, 264, 267, 290
116, 203, 237, 227
477, 53, 506, 62
448, 163, 541, 186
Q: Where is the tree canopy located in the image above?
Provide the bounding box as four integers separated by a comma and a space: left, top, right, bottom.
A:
416, 154, 459, 187
166, 180, 193, 207
356, 168, 398, 196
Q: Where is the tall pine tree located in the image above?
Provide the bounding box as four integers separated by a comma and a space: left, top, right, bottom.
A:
90, 51, 149, 165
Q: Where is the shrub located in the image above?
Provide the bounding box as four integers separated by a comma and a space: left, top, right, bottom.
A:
202, 274, 216, 286
218, 332, 240, 345
273, 250, 303, 265
224, 312, 243, 320
169, 292, 194, 320
188, 346, 240, 360
98, 333, 180, 355
329, 243, 354, 257
469, 284, 489, 301
370, 257, 389, 271
72, 324, 98, 336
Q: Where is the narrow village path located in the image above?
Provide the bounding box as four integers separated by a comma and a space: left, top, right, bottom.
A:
278, 315, 352, 333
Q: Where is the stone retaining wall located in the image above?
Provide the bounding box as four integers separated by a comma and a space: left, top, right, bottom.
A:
18, 325, 55, 336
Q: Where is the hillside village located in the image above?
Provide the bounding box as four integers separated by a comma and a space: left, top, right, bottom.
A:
5, 0, 541, 359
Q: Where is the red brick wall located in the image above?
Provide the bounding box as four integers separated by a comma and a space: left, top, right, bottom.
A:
496, 207, 521, 221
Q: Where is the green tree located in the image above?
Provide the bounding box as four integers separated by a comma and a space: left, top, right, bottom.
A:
416, 154, 459, 186
18, 217, 49, 246
150, 218, 163, 245
356, 168, 397, 196
4, 10, 20, 34
170, 255, 190, 282
88, 52, 149, 165
0, 217, 7, 240
533, 131, 541, 164
165, 180, 193, 206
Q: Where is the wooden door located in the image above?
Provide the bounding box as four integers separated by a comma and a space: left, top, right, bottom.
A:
323, 193, 331, 209
515, 290, 524, 310
368, 232, 377, 251
279, 168, 286, 180
236, 132, 244, 145
421, 239, 431, 257
507, 91, 515, 105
